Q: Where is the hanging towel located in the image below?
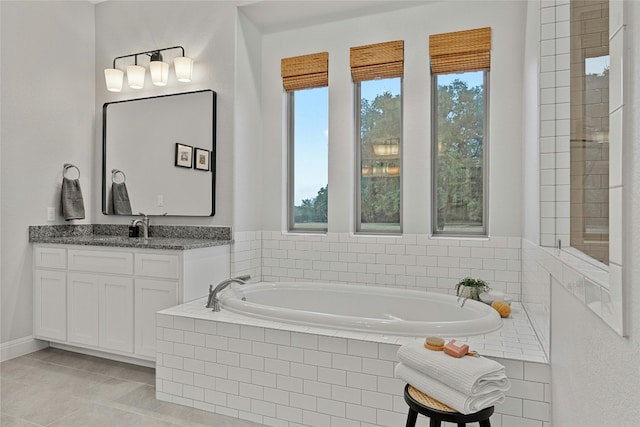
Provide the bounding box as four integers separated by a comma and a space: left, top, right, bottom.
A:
112, 182, 132, 215
395, 363, 506, 415
61, 177, 85, 220
397, 340, 510, 396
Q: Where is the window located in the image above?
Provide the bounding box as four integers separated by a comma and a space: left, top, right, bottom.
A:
288, 88, 329, 231
429, 27, 491, 236
569, 0, 609, 264
432, 71, 487, 235
351, 40, 404, 233
282, 52, 329, 232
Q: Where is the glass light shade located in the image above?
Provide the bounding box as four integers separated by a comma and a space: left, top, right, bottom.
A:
173, 56, 193, 82
127, 64, 146, 89
104, 68, 124, 92
373, 144, 399, 156
150, 60, 169, 86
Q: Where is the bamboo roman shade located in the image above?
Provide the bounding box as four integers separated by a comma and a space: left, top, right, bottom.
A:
429, 27, 491, 74
281, 52, 328, 91
350, 40, 404, 82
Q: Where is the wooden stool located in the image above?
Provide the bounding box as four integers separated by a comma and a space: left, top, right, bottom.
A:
403, 384, 494, 427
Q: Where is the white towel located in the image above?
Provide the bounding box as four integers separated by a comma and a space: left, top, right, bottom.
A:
395, 363, 506, 415
397, 340, 510, 395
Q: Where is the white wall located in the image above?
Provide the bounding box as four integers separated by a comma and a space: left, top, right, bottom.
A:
94, 0, 238, 227
260, 1, 527, 236
0, 1, 95, 344
234, 12, 263, 232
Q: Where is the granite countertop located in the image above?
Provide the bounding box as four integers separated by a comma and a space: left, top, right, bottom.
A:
29, 224, 232, 250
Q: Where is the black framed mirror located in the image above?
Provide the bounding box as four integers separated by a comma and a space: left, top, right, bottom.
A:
102, 90, 216, 216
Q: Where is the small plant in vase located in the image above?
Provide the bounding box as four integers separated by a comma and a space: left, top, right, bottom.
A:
455, 277, 490, 307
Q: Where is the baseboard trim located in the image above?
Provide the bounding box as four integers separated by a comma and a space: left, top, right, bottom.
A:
50, 343, 155, 368
1, 336, 49, 362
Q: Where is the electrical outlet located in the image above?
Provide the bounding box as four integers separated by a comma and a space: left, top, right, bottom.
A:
47, 207, 56, 221
157, 194, 164, 207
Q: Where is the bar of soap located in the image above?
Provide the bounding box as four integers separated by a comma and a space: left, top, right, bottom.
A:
443, 339, 469, 358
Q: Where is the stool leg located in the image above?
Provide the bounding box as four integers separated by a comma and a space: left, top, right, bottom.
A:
429, 418, 442, 427
457, 423, 466, 427
405, 408, 418, 427
479, 419, 492, 427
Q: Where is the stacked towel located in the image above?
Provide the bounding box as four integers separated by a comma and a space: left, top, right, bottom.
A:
61, 177, 85, 221
395, 340, 510, 415
111, 182, 132, 215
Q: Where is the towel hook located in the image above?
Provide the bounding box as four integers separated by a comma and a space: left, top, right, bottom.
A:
111, 169, 127, 184
63, 163, 80, 179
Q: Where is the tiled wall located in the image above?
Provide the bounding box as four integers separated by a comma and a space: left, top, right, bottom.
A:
156, 314, 551, 427
259, 232, 522, 302
521, 240, 552, 359
539, 0, 571, 248
231, 231, 263, 281
537, 0, 625, 336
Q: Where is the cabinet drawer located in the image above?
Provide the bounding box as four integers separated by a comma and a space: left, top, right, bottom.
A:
135, 253, 179, 279
68, 249, 133, 275
34, 246, 67, 269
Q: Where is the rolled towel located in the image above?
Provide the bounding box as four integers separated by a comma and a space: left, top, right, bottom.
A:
61, 177, 85, 220
397, 340, 510, 396
111, 182, 132, 215
395, 363, 506, 415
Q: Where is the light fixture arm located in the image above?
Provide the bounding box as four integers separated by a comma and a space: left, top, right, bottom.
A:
111, 45, 185, 69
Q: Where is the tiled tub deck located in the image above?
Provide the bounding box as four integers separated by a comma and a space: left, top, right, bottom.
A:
156, 300, 551, 427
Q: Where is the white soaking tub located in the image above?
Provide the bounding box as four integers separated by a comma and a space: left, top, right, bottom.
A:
218, 281, 502, 336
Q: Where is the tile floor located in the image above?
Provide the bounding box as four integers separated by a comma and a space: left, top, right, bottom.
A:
0, 347, 264, 427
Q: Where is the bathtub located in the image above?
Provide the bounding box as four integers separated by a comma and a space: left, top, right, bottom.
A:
218, 281, 502, 337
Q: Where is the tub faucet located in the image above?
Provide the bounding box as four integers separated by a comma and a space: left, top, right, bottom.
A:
131, 213, 150, 239
206, 275, 251, 312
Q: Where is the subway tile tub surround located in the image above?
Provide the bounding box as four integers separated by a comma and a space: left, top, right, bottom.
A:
156, 299, 550, 427
256, 232, 522, 302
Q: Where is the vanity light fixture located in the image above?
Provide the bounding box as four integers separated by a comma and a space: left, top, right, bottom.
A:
104, 46, 193, 92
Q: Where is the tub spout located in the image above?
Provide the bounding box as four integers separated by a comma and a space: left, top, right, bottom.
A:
206, 275, 250, 312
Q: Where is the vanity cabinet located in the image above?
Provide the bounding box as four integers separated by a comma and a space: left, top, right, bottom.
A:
33, 243, 229, 362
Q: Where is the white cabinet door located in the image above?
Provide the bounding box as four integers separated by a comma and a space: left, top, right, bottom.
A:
135, 278, 178, 359
34, 270, 67, 341
99, 276, 134, 353
67, 272, 100, 347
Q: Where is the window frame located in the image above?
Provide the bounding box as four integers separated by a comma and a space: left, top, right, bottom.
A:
287, 89, 329, 233
354, 78, 404, 235
431, 71, 490, 237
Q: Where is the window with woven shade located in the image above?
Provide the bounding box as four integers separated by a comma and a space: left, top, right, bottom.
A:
281, 52, 328, 92
351, 41, 404, 234
429, 27, 491, 74
282, 52, 329, 232
430, 28, 490, 236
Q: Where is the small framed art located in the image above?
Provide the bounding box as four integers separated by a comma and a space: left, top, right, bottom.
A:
175, 143, 193, 168
194, 148, 210, 171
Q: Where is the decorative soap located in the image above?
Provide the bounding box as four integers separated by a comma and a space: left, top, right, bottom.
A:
443, 339, 469, 358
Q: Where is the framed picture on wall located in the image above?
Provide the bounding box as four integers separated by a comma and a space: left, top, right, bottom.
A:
175, 143, 193, 168
194, 148, 210, 171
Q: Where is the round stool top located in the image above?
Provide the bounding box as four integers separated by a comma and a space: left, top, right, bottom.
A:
407, 385, 457, 413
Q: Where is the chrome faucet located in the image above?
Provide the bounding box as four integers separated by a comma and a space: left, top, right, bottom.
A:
206, 275, 251, 311
131, 213, 150, 239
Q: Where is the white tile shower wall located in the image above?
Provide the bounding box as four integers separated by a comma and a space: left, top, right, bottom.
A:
232, 231, 263, 281
261, 232, 522, 301
540, 0, 572, 248
521, 239, 551, 359
156, 314, 551, 427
